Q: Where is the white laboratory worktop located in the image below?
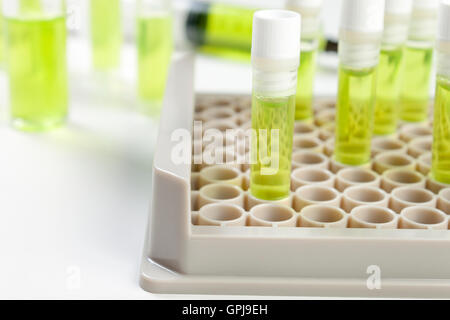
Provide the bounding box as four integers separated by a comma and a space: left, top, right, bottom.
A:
0, 39, 350, 300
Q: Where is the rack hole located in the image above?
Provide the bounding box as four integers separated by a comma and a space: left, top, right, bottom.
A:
346, 187, 385, 203
251, 205, 294, 223
302, 206, 345, 223
393, 188, 433, 203
200, 184, 241, 201
353, 207, 395, 224
402, 208, 446, 225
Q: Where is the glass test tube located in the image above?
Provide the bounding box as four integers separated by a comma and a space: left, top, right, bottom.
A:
20, 0, 43, 13
286, 0, 323, 122
399, 0, 438, 123
374, 0, 412, 136
431, 2, 450, 185
334, 0, 385, 166
181, 0, 255, 59
0, 0, 4, 66
250, 10, 301, 201
4, 0, 68, 132
90, 0, 122, 70
137, 0, 173, 112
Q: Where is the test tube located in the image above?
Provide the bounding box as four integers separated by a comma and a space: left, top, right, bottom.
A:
89, 0, 122, 70
20, 0, 42, 13
374, 0, 412, 135
399, 0, 438, 123
181, 0, 255, 57
137, 0, 173, 111
4, 0, 68, 131
334, 0, 385, 166
0, 0, 4, 67
286, 0, 323, 122
431, 1, 450, 185
250, 10, 301, 201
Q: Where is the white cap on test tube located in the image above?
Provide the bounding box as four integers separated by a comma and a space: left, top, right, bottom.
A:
438, 0, 450, 42
251, 10, 301, 63
413, 0, 439, 10
385, 0, 413, 15
340, 0, 386, 34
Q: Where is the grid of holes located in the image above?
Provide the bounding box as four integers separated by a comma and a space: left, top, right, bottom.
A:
190, 95, 450, 230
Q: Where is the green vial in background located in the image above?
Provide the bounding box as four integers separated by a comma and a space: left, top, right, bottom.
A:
90, 0, 122, 70
185, 1, 254, 59
137, 13, 173, 107
287, 0, 323, 122
0, 0, 4, 66
399, 0, 438, 123
374, 0, 412, 136
374, 47, 404, 135
250, 10, 300, 201
5, 2, 68, 132
431, 0, 450, 185
334, 0, 384, 167
20, 0, 42, 14
399, 46, 434, 122
335, 66, 377, 165
431, 76, 450, 184
295, 43, 317, 121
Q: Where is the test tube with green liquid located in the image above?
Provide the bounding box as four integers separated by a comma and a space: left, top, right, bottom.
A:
180, 1, 254, 59
374, 0, 412, 135
399, 0, 438, 123
0, 0, 4, 66
90, 0, 122, 70
176, 1, 336, 62
250, 10, 301, 201
20, 0, 42, 13
431, 2, 450, 185
4, 0, 68, 131
286, 0, 323, 122
137, 0, 173, 111
334, 0, 385, 167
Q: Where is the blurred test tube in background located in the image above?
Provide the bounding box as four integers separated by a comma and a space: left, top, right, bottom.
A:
287, 0, 323, 122
89, 0, 122, 70
0, 0, 4, 67
399, 0, 438, 123
137, 0, 173, 115
4, 0, 68, 132
180, 0, 255, 61
20, 0, 43, 13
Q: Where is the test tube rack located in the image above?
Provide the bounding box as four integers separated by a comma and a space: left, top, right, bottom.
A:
139, 52, 450, 298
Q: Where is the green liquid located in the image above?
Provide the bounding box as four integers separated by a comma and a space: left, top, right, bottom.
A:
374, 47, 403, 135
431, 76, 450, 184
204, 3, 254, 52
90, 0, 121, 70
0, 0, 4, 66
295, 48, 317, 121
6, 15, 68, 131
335, 66, 377, 166
399, 45, 434, 122
137, 14, 173, 105
250, 94, 295, 201
20, 0, 42, 14
186, 2, 254, 60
